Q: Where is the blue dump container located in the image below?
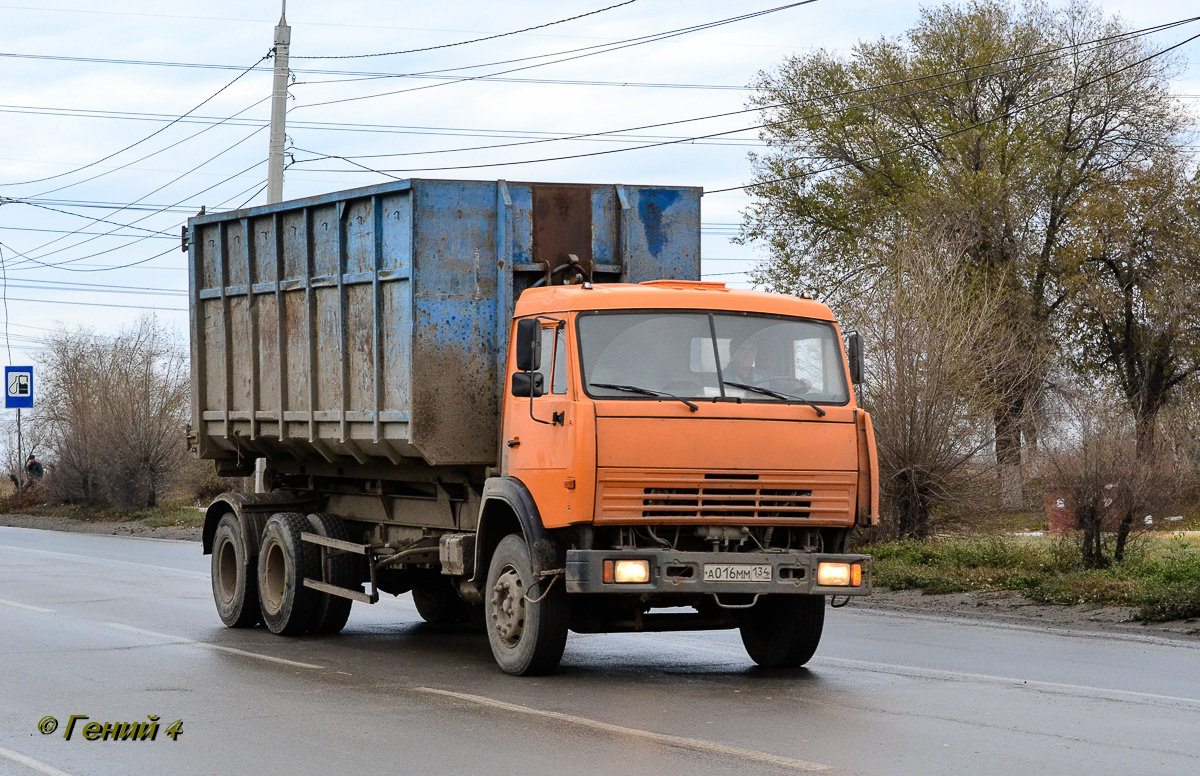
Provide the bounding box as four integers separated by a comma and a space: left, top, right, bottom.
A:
188, 178, 702, 471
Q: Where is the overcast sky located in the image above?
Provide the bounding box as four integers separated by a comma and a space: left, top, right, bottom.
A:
0, 0, 1196, 362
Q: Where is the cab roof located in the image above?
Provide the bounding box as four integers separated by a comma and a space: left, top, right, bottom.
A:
513, 281, 838, 322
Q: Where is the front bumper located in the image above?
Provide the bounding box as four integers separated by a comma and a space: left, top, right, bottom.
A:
564, 549, 872, 596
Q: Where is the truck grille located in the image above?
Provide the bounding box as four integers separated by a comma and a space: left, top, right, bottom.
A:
596, 469, 855, 524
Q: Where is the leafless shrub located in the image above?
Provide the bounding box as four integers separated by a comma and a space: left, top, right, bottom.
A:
37, 317, 191, 509
1043, 387, 1186, 568
844, 229, 1037, 539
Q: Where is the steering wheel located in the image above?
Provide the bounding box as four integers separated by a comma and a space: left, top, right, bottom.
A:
755, 376, 812, 394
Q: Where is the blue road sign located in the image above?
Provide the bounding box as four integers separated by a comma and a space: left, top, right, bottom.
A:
5, 366, 33, 409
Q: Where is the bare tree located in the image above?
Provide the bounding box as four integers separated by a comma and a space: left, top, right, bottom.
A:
38, 317, 191, 509
1043, 390, 1182, 567
846, 229, 1031, 538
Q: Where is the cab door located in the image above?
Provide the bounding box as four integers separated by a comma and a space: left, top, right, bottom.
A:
503, 319, 593, 528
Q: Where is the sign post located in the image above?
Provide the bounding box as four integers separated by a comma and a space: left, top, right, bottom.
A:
6, 366, 34, 488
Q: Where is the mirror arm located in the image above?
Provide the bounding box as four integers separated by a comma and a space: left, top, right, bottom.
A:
525, 316, 565, 427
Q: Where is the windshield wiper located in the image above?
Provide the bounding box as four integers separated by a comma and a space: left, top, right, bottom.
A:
591, 382, 699, 412
722, 381, 826, 417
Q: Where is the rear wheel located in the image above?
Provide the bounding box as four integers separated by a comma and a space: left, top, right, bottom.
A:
485, 535, 568, 676
211, 513, 260, 628
257, 513, 321, 635
306, 513, 355, 635
413, 582, 468, 625
739, 594, 825, 668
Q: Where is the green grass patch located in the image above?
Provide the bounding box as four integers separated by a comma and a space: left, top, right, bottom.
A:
3, 500, 204, 529
866, 535, 1200, 622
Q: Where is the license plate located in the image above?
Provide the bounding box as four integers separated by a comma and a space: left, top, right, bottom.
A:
703, 564, 772, 583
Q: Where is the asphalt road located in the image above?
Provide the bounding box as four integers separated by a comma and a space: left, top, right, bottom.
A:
1, 526, 1197, 776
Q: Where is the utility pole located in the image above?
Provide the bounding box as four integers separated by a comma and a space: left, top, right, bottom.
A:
267, 1, 291, 205
258, 1, 290, 493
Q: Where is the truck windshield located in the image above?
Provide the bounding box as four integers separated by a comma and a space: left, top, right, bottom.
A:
577, 311, 850, 405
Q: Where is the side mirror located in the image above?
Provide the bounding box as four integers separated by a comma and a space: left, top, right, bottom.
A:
515, 318, 541, 372
511, 372, 545, 398
845, 331, 864, 385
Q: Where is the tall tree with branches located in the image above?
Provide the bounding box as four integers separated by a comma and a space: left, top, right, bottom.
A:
1061, 156, 1200, 457
738, 0, 1190, 507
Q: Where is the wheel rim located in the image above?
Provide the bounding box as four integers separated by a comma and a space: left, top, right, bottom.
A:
216, 536, 238, 604
262, 539, 286, 613
489, 566, 525, 648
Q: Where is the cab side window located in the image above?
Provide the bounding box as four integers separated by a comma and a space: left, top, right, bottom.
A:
535, 325, 568, 395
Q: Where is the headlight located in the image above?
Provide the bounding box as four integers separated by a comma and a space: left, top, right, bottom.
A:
603, 559, 651, 584
817, 561, 860, 587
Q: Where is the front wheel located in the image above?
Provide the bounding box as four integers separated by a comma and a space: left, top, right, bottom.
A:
739, 594, 825, 668
484, 535, 568, 676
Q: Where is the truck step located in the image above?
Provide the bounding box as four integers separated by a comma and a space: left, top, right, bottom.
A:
300, 531, 369, 555
303, 578, 376, 604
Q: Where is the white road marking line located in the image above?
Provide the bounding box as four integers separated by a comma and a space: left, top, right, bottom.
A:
0, 597, 55, 614
105, 623, 323, 670
416, 687, 836, 772
841, 604, 1200, 648
0, 745, 74, 776
0, 544, 208, 579
815, 656, 1200, 706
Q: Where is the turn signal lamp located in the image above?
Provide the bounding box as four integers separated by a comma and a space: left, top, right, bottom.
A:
817, 562, 864, 587
603, 559, 651, 584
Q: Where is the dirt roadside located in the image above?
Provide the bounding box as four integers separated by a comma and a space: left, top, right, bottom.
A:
3, 512, 1198, 643
0, 512, 203, 542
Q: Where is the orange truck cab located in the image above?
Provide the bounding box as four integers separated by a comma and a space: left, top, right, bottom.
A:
494, 280, 877, 668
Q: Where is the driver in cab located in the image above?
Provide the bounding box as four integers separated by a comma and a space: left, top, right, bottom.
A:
725, 339, 812, 393
725, 339, 766, 385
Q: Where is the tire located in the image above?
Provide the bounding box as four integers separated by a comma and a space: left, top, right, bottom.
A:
210, 513, 261, 628
484, 534, 568, 676
739, 594, 826, 668
306, 513, 355, 635
412, 582, 468, 625
257, 512, 321, 635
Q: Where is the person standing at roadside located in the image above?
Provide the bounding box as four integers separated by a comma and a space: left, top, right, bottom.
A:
25, 453, 43, 483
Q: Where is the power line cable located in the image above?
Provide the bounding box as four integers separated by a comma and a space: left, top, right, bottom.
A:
3, 157, 266, 272
1, 197, 177, 235
0, 293, 185, 312
27, 96, 271, 200
294, 1, 640, 60
0, 225, 175, 240
9, 199, 202, 215
16, 125, 268, 264
290, 2, 819, 111
0, 276, 183, 294
291, 18, 1195, 177
289, 72, 752, 90
708, 29, 1200, 194
289, 16, 1197, 169
0, 105, 766, 147
0, 50, 753, 90
1, 243, 179, 275
0, 280, 184, 296
0, 243, 11, 365
0, 52, 270, 188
